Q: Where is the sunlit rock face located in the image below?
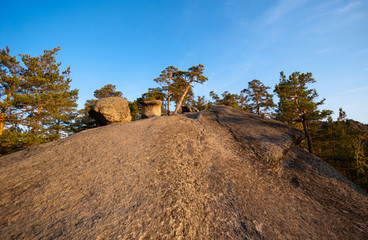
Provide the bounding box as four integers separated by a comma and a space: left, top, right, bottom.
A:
88, 96, 131, 125
139, 100, 162, 118
1, 106, 367, 239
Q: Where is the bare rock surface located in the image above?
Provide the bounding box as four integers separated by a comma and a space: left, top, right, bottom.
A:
1, 106, 367, 239
88, 96, 131, 125
139, 100, 162, 119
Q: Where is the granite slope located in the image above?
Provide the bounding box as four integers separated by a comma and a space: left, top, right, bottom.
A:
0, 106, 367, 239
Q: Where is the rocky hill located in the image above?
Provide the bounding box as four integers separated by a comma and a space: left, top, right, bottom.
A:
1, 106, 367, 239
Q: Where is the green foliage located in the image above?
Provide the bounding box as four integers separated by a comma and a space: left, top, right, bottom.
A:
0, 46, 79, 156
274, 71, 332, 125
140, 87, 165, 101
353, 134, 368, 176
274, 71, 332, 153
172, 64, 208, 114
153, 65, 208, 114
0, 46, 32, 135
93, 84, 122, 99
209, 91, 248, 111
241, 79, 275, 116
171, 77, 195, 107
20, 47, 79, 136
311, 111, 368, 191
128, 100, 140, 121
190, 96, 212, 111
0, 127, 50, 155
154, 66, 178, 115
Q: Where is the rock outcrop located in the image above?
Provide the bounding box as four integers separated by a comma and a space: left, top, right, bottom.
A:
182, 105, 199, 113
139, 100, 162, 118
1, 106, 367, 239
88, 96, 131, 125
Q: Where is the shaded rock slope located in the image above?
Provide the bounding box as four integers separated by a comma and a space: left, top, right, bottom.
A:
1, 106, 367, 239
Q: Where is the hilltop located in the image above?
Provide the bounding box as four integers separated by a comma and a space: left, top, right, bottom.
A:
0, 106, 367, 239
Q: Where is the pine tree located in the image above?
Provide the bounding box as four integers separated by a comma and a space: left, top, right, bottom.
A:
310, 108, 368, 191
93, 84, 122, 99
140, 87, 165, 101
0, 46, 32, 135
172, 64, 208, 114
171, 77, 195, 110
242, 79, 275, 116
20, 47, 79, 138
190, 96, 211, 111
209, 91, 248, 111
219, 91, 243, 110
1, 46, 79, 155
84, 84, 123, 110
274, 71, 332, 153
128, 100, 140, 121
154, 66, 178, 115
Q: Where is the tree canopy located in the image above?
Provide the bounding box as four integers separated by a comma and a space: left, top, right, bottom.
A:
0, 46, 30, 135
172, 64, 208, 114
241, 79, 275, 116
21, 47, 79, 137
274, 71, 332, 153
209, 91, 248, 111
0, 46, 78, 155
154, 66, 178, 115
93, 84, 122, 99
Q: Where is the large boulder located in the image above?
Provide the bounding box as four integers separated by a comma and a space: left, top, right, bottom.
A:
139, 100, 162, 118
88, 96, 131, 125
1, 106, 367, 239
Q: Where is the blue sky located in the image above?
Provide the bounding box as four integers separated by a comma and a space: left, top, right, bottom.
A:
1, 0, 367, 123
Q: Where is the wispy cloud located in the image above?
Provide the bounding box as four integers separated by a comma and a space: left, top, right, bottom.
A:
262, 0, 307, 25
337, 86, 368, 95
199, 61, 252, 95
331, 1, 366, 26
336, 1, 361, 14
316, 48, 333, 55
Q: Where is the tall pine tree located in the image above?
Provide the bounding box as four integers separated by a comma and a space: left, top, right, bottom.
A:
274, 71, 332, 153
0, 46, 33, 135
154, 66, 178, 115
1, 46, 79, 155
21, 47, 78, 138
172, 64, 208, 114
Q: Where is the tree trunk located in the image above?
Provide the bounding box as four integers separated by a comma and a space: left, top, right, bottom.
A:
0, 111, 5, 135
32, 120, 40, 133
355, 137, 362, 177
0, 120, 4, 136
173, 81, 192, 114
167, 91, 171, 116
0, 93, 12, 136
32, 108, 42, 133
302, 114, 313, 154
